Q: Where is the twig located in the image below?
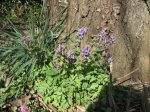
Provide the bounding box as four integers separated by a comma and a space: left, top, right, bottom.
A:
108, 72, 117, 112
113, 68, 139, 86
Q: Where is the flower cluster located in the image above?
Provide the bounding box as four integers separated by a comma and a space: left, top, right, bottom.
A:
55, 62, 62, 70
99, 28, 108, 41
104, 35, 116, 45
20, 103, 29, 112
54, 27, 116, 69
99, 29, 116, 45
56, 44, 65, 55
55, 44, 91, 69
21, 36, 30, 45
55, 45, 77, 69
99, 28, 116, 63
67, 49, 76, 60
77, 27, 88, 39
82, 45, 91, 60
107, 55, 112, 63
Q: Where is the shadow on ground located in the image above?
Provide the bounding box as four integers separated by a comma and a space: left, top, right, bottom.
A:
87, 83, 150, 112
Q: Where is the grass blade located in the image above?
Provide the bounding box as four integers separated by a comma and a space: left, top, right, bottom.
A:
15, 59, 33, 75
7, 19, 24, 36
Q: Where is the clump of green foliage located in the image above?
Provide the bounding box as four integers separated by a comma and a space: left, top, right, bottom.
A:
33, 43, 109, 110
0, 17, 56, 80
0, 12, 116, 111
0, 0, 42, 23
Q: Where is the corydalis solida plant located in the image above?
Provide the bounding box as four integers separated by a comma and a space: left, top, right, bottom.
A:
82, 45, 91, 60
56, 44, 65, 55
54, 27, 116, 70
99, 28, 116, 45
54, 27, 89, 69
99, 28, 116, 63
67, 49, 76, 60
77, 27, 88, 39
46, 27, 111, 109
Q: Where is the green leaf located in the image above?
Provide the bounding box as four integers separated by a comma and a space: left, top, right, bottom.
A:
7, 19, 24, 36
90, 83, 99, 90
11, 55, 28, 73
0, 30, 20, 39
47, 68, 58, 77
1, 47, 17, 57
10, 53, 24, 65
76, 65, 82, 71
89, 77, 97, 83
15, 59, 33, 75
76, 93, 81, 105
82, 83, 88, 89
91, 91, 99, 99
39, 4, 45, 23
30, 15, 35, 42
25, 58, 37, 77
61, 70, 66, 75
44, 96, 51, 103
61, 102, 70, 110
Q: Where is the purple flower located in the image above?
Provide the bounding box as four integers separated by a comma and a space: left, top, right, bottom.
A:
21, 36, 30, 45
102, 48, 109, 53
107, 56, 112, 63
99, 29, 108, 41
82, 45, 91, 59
67, 49, 76, 60
77, 27, 88, 39
104, 39, 111, 45
55, 63, 62, 70
104, 35, 116, 45
110, 35, 116, 44
56, 44, 65, 55
20, 103, 29, 112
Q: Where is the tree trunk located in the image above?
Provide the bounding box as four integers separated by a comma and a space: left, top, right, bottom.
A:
118, 1, 150, 111
64, 0, 150, 111
45, 0, 59, 25
62, 0, 130, 77
63, 0, 150, 82
47, 0, 150, 111
115, 0, 150, 82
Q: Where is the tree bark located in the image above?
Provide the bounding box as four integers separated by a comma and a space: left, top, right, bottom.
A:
115, 0, 150, 82
63, 0, 150, 82
45, 0, 59, 25
64, 1, 150, 110
47, 0, 150, 111
62, 0, 118, 48
62, 0, 130, 76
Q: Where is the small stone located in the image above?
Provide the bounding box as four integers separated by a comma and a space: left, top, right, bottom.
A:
96, 8, 101, 12
96, 26, 100, 29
